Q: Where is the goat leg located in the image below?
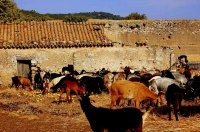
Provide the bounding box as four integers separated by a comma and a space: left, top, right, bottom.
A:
64, 87, 71, 103
116, 99, 121, 109
178, 98, 183, 115
58, 88, 65, 104
173, 102, 179, 121
167, 102, 172, 121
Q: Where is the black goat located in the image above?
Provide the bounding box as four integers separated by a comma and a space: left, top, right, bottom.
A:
79, 76, 108, 94
185, 76, 200, 101
11, 76, 20, 88
79, 95, 150, 132
161, 70, 175, 79
165, 83, 186, 121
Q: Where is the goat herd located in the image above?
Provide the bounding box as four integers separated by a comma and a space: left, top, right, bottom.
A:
11, 66, 200, 132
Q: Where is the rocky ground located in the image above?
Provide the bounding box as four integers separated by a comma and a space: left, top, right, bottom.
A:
0, 85, 200, 132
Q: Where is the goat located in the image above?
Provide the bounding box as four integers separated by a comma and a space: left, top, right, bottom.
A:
190, 69, 200, 79
47, 75, 66, 93
148, 77, 184, 105
51, 75, 75, 93
165, 83, 186, 121
11, 76, 20, 88
110, 80, 159, 109
17, 77, 33, 90
42, 77, 50, 95
79, 94, 151, 132
59, 79, 85, 103
103, 72, 114, 93
78, 75, 106, 94
184, 76, 200, 101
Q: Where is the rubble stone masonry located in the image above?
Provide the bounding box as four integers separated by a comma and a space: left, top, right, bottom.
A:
103, 20, 200, 62
0, 20, 200, 85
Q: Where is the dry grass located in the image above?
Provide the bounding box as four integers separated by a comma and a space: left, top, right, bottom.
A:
0, 85, 200, 132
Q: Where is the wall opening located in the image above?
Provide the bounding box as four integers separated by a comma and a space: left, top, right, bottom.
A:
130, 26, 134, 30
119, 24, 123, 28
17, 59, 32, 81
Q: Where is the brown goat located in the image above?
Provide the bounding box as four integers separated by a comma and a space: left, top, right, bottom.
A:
110, 80, 159, 109
179, 67, 198, 79
17, 77, 33, 90
59, 79, 85, 103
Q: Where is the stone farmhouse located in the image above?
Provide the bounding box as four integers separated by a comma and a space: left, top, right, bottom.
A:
0, 19, 200, 85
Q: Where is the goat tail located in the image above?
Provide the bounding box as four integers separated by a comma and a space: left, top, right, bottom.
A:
142, 107, 153, 125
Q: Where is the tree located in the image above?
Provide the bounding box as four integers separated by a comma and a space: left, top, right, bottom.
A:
64, 14, 90, 22
0, 0, 21, 22
20, 10, 53, 21
0, 0, 148, 22
124, 12, 147, 20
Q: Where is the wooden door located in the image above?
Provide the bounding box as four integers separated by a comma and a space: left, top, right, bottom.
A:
17, 60, 31, 79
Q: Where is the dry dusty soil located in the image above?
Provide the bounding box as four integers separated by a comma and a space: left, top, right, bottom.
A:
0, 85, 200, 132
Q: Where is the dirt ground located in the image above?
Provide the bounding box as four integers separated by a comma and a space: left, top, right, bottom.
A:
0, 85, 200, 132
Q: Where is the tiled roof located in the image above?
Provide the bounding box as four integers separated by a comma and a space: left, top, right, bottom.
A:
0, 21, 113, 49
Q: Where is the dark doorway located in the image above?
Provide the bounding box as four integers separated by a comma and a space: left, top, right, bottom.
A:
17, 60, 31, 81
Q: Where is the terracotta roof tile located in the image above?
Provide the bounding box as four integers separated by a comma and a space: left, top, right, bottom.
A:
0, 21, 111, 48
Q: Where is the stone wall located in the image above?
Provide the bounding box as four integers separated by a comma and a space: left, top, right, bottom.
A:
0, 48, 73, 85
0, 45, 173, 85
2, 19, 200, 85
102, 20, 200, 62
73, 46, 173, 72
